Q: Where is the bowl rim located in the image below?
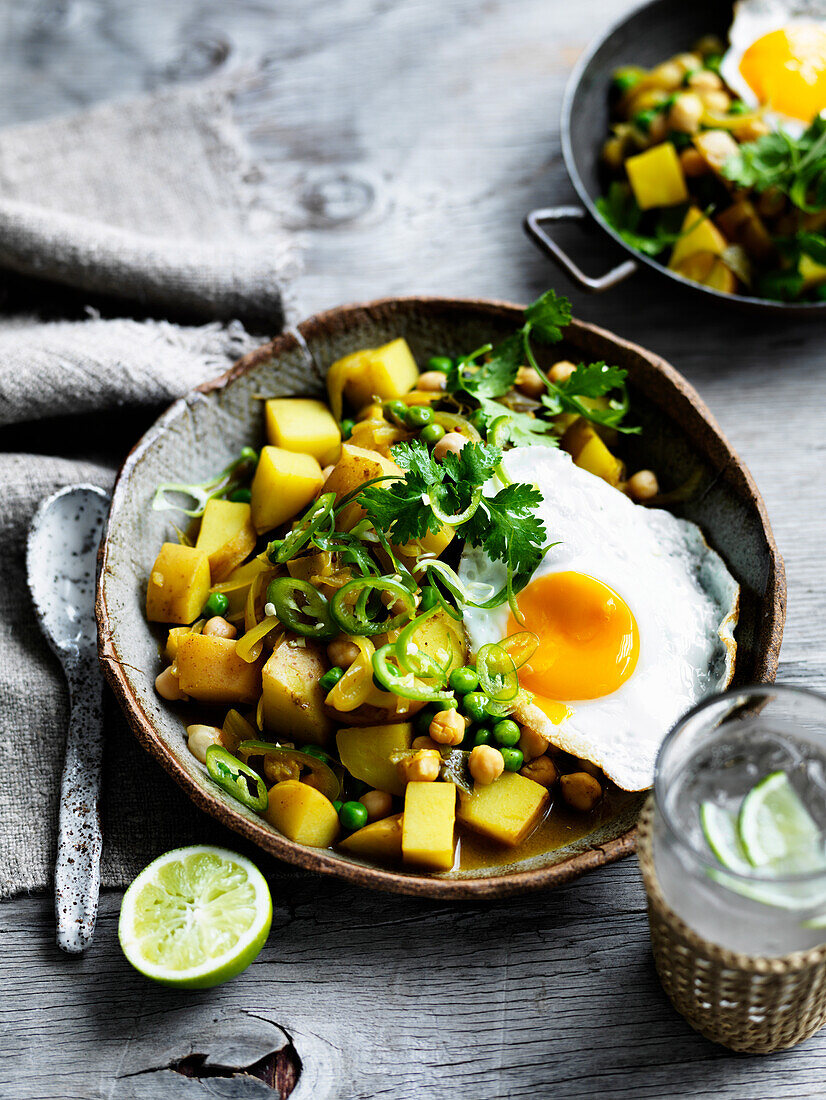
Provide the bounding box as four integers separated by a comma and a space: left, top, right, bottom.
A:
560, 0, 826, 315
96, 294, 786, 899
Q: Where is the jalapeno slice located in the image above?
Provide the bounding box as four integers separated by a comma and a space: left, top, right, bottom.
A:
329, 577, 417, 636
476, 642, 520, 704
237, 741, 342, 801
268, 492, 336, 565
205, 745, 268, 811
266, 577, 337, 640
371, 644, 454, 702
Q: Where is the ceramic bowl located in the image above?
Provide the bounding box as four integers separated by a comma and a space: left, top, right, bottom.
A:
96, 297, 786, 898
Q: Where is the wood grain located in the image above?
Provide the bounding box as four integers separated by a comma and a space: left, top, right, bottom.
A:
1, 0, 825, 1096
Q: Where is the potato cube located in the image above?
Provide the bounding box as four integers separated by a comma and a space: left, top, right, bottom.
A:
146, 542, 211, 624
715, 200, 774, 262
561, 420, 625, 487
265, 780, 340, 847
326, 338, 419, 419
195, 499, 257, 582
265, 398, 342, 467
250, 445, 324, 534
262, 638, 335, 745
672, 252, 737, 294
668, 206, 727, 270
339, 813, 403, 861
176, 633, 263, 705
625, 143, 688, 209
693, 129, 740, 177
164, 625, 195, 663
457, 771, 549, 846
336, 723, 414, 797
800, 253, 826, 289
402, 782, 456, 871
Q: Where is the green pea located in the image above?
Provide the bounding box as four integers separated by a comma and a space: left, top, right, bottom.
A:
705, 54, 722, 74
667, 130, 692, 150
421, 423, 446, 446
462, 691, 491, 723
416, 708, 436, 737
450, 666, 479, 695
332, 800, 343, 814
405, 405, 434, 429
427, 356, 453, 373
319, 667, 344, 693
341, 418, 355, 440
203, 592, 229, 618
633, 108, 658, 134
384, 399, 408, 425
419, 586, 439, 612
229, 488, 252, 503
473, 727, 493, 747
493, 719, 521, 747
266, 539, 283, 564
339, 801, 369, 831
470, 409, 488, 432
500, 747, 524, 772
728, 99, 749, 115
239, 446, 259, 466
613, 71, 641, 95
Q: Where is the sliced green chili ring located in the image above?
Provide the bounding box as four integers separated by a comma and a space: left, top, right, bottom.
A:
330, 576, 417, 636
426, 570, 464, 622
205, 745, 268, 811
237, 741, 341, 801
477, 642, 520, 703
270, 492, 336, 564
429, 485, 484, 526
421, 560, 496, 618
371, 644, 454, 702
266, 577, 337, 640
500, 631, 540, 670
488, 415, 511, 450
395, 607, 450, 683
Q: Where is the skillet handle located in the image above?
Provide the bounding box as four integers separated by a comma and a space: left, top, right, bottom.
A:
524, 206, 638, 292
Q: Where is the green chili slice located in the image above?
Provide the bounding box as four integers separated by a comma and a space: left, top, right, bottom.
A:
395, 607, 452, 683
237, 741, 341, 801
330, 576, 417, 636
205, 745, 268, 811
500, 631, 539, 670
371, 644, 454, 702
477, 642, 520, 704
266, 577, 337, 640
429, 485, 483, 526
268, 492, 336, 565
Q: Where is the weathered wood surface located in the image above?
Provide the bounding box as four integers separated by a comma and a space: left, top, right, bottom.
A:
2, 0, 826, 1097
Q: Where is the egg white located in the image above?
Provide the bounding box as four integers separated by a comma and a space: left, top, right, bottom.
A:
720, 0, 826, 137
458, 447, 739, 791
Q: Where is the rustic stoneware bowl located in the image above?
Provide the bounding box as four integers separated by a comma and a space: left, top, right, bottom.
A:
97, 298, 786, 899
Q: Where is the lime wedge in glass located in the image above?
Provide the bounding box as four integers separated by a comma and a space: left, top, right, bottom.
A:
738, 770, 821, 868
700, 800, 752, 875
118, 845, 272, 988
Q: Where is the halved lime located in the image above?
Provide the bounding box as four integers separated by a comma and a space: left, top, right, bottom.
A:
118, 845, 272, 988
700, 801, 752, 874
738, 771, 821, 868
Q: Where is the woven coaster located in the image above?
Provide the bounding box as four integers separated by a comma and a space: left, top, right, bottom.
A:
637, 796, 826, 1053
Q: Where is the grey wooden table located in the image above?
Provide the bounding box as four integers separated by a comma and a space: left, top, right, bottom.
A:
2, 1, 825, 1097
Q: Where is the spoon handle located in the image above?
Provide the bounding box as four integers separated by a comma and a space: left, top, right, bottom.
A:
55, 659, 106, 954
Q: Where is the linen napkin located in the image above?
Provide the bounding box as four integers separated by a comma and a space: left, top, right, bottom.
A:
0, 76, 302, 898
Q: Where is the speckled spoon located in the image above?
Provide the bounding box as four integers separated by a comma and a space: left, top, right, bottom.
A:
27, 485, 110, 954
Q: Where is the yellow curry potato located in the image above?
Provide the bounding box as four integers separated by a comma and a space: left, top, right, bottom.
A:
625, 143, 688, 209
336, 723, 415, 797
715, 200, 775, 263
692, 129, 740, 177
265, 397, 342, 467
250, 445, 325, 534
195, 498, 257, 582
146, 542, 211, 625
672, 251, 737, 295
457, 771, 549, 847
326, 338, 419, 420
561, 420, 625, 487
402, 782, 456, 872
164, 624, 200, 663
800, 253, 826, 290
339, 813, 404, 861
261, 637, 335, 745
265, 779, 340, 847
176, 633, 264, 705
668, 206, 727, 270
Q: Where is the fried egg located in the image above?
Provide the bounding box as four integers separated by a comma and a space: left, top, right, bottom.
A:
458, 447, 739, 791
720, 0, 826, 135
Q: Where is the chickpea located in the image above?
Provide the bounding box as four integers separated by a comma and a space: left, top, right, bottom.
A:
626, 469, 659, 502
155, 665, 188, 701
515, 366, 546, 399
360, 789, 393, 822
688, 69, 723, 92
560, 772, 603, 812
520, 755, 558, 788
518, 725, 552, 762
381, 588, 411, 615
397, 749, 441, 785
679, 147, 709, 178
602, 136, 625, 171
574, 757, 603, 779
667, 92, 704, 134
202, 616, 237, 639
733, 118, 770, 144
695, 35, 724, 59
433, 432, 468, 462
469, 745, 505, 786
549, 360, 577, 385
651, 60, 684, 92
674, 52, 703, 75
648, 113, 668, 144
412, 735, 441, 752
429, 708, 466, 747
417, 371, 448, 393
327, 635, 361, 668
701, 89, 731, 114
186, 723, 222, 764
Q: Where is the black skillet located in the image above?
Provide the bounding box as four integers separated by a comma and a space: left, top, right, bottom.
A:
525, 0, 826, 317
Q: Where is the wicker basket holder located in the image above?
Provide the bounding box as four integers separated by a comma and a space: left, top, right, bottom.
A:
637, 796, 826, 1053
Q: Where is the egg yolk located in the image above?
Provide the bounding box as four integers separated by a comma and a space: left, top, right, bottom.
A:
507, 571, 639, 701
740, 24, 826, 123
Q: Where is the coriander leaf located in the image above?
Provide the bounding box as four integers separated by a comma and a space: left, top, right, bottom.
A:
756, 268, 805, 303
596, 182, 685, 257
799, 231, 826, 266
722, 117, 826, 213
524, 289, 572, 343
359, 482, 439, 545
461, 334, 523, 398
558, 361, 628, 399
442, 440, 503, 486
391, 440, 444, 488
476, 397, 558, 448
464, 483, 547, 575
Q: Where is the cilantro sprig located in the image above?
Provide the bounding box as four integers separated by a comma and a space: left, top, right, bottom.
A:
721, 116, 826, 214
